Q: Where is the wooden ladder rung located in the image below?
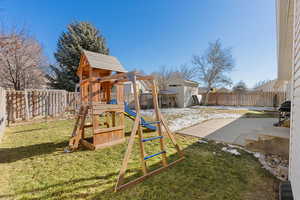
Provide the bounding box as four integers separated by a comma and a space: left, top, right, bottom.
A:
94, 126, 124, 134
84, 123, 93, 128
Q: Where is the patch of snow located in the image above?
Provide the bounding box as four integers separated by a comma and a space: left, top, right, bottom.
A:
192, 105, 275, 111
221, 142, 287, 181
221, 147, 241, 156
197, 139, 208, 144
141, 108, 200, 116
169, 112, 241, 131
253, 152, 261, 158
141, 108, 242, 131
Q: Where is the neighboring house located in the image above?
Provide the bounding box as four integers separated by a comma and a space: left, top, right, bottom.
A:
167, 79, 199, 108
198, 87, 208, 94
254, 79, 291, 94
277, 0, 300, 198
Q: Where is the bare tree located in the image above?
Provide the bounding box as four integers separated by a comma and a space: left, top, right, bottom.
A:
192, 40, 234, 104
152, 64, 197, 90
253, 80, 271, 90
152, 66, 175, 90
174, 64, 197, 80
0, 29, 46, 90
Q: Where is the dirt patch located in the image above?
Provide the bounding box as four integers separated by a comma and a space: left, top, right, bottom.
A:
246, 137, 289, 159
243, 110, 278, 118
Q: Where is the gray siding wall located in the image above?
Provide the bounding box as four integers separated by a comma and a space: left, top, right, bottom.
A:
290, 0, 300, 198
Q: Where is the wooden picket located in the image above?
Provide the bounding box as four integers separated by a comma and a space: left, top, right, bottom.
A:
4, 89, 135, 124
3, 89, 288, 124
200, 91, 287, 107
0, 87, 6, 140
5, 89, 80, 124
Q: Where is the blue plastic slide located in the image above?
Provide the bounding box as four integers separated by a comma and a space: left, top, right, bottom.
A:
109, 99, 157, 131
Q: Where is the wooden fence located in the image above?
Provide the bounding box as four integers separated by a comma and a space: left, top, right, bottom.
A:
3, 89, 287, 124
6, 90, 80, 124
200, 92, 287, 107
0, 87, 6, 140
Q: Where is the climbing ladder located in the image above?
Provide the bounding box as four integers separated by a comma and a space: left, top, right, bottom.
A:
69, 105, 89, 150
115, 75, 184, 191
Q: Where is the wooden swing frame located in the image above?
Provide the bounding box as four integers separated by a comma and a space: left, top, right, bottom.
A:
110, 72, 184, 191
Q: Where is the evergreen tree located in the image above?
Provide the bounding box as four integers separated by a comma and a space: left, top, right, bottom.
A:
232, 80, 247, 93
47, 21, 109, 91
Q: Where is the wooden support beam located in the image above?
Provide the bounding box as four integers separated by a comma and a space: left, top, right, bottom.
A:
69, 106, 88, 149
92, 104, 124, 114
160, 114, 183, 157
71, 106, 83, 137
136, 75, 154, 81
80, 139, 95, 150
94, 126, 124, 134
132, 75, 147, 175
151, 79, 168, 167
115, 157, 184, 191
115, 115, 140, 191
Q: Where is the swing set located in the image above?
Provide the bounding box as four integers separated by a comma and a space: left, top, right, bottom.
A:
68, 50, 184, 191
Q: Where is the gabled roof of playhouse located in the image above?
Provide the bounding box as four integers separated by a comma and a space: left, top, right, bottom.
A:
79, 50, 126, 73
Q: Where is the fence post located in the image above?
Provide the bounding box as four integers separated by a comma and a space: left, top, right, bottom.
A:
45, 91, 49, 120
24, 90, 29, 121
64, 90, 67, 114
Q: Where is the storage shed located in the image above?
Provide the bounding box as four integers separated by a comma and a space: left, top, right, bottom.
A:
167, 79, 199, 108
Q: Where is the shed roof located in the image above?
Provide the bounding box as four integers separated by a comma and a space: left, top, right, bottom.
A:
82, 50, 126, 72
168, 78, 199, 87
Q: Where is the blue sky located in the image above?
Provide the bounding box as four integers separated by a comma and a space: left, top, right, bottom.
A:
1, 0, 277, 88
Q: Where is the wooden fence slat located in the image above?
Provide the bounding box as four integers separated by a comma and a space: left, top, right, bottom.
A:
199, 91, 287, 107
2, 89, 289, 124
3, 89, 81, 123
0, 87, 6, 140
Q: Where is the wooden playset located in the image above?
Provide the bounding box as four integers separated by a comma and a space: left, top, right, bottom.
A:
68, 50, 183, 191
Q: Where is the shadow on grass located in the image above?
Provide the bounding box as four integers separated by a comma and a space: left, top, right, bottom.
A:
12, 128, 45, 134
0, 142, 184, 200
0, 141, 68, 163
0, 124, 280, 200
0, 172, 119, 199
0, 150, 182, 200
0, 141, 277, 200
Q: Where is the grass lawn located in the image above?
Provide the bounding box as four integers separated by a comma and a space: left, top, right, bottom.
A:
0, 118, 278, 200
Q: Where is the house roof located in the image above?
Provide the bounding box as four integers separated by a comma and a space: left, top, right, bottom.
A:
82, 50, 126, 72
168, 78, 199, 87
183, 79, 199, 85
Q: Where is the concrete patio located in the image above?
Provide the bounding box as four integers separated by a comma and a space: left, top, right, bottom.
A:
177, 117, 290, 146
